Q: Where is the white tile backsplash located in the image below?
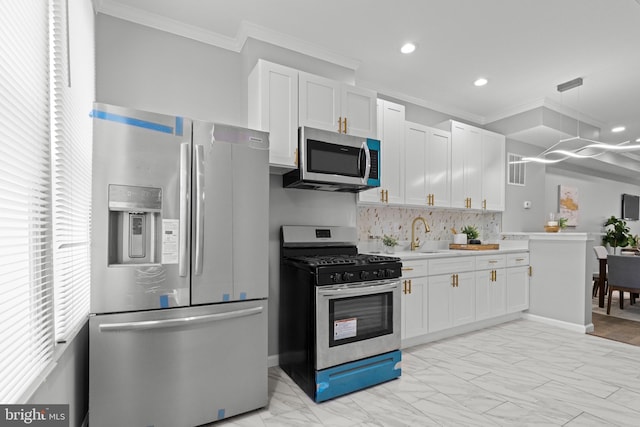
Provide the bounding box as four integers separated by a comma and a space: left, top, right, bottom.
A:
357, 206, 501, 249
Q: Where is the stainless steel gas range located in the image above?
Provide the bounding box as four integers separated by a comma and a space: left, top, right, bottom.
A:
279, 225, 402, 402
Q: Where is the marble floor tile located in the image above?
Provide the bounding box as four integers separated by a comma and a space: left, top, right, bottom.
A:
214, 319, 640, 426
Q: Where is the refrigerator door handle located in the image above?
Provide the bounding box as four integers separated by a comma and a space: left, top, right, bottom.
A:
194, 144, 205, 275
98, 306, 264, 332
179, 142, 190, 276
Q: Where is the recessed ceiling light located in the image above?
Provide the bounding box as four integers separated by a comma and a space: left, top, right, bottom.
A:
474, 78, 488, 87
400, 43, 416, 54
612, 126, 626, 133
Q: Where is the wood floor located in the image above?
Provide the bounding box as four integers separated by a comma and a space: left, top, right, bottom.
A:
590, 293, 640, 346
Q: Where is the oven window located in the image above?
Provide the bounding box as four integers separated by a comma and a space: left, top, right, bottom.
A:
307, 139, 362, 177
329, 292, 393, 347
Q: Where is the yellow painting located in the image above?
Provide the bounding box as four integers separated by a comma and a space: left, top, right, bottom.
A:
559, 185, 579, 226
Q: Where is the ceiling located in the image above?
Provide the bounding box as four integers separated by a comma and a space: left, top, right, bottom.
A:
96, 0, 640, 178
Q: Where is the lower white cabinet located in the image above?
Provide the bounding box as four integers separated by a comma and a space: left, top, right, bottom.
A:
427, 258, 476, 333
427, 272, 476, 333
475, 255, 507, 320
400, 251, 529, 341
506, 253, 530, 313
400, 260, 428, 339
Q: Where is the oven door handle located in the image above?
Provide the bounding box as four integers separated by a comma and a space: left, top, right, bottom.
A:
318, 281, 398, 297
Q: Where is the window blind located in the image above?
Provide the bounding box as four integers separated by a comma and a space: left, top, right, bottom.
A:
51, 0, 94, 342
0, 0, 54, 403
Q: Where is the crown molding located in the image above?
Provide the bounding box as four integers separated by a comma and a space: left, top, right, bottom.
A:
97, 0, 360, 70
97, 0, 240, 50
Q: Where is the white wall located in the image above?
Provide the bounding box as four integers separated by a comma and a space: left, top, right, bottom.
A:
545, 167, 640, 237
96, 15, 243, 125
502, 139, 547, 232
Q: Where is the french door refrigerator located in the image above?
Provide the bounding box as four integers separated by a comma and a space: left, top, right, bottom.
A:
88, 103, 269, 427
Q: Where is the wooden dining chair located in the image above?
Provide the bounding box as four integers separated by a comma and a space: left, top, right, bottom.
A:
606, 255, 640, 315
592, 245, 608, 297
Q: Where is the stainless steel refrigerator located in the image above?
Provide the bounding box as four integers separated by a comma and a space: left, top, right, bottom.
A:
88, 103, 269, 427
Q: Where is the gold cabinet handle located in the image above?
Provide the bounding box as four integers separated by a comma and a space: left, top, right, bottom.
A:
483, 199, 487, 210
408, 279, 412, 294
384, 189, 389, 203
529, 265, 533, 277
468, 197, 472, 208
294, 148, 298, 166
338, 117, 343, 133
343, 117, 348, 134
489, 260, 498, 264
402, 267, 414, 271
516, 258, 525, 262
402, 280, 407, 294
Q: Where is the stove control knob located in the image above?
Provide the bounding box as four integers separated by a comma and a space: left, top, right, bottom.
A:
377, 269, 385, 278
385, 268, 394, 278
342, 272, 354, 282
330, 273, 341, 283
360, 271, 370, 280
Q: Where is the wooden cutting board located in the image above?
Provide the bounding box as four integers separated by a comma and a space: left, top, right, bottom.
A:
449, 243, 500, 250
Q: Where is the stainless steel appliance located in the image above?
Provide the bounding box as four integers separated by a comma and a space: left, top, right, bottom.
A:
89, 103, 269, 427
279, 226, 402, 402
283, 126, 381, 192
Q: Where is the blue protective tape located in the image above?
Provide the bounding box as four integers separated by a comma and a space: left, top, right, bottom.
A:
222, 294, 230, 302
366, 138, 381, 187
217, 409, 225, 420
175, 117, 183, 136
159, 295, 169, 308
91, 109, 174, 134
239, 292, 247, 300
315, 350, 401, 402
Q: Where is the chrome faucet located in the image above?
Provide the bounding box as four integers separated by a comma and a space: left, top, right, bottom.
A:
411, 216, 431, 251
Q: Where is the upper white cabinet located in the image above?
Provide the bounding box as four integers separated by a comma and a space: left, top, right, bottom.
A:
359, 100, 405, 204
440, 120, 505, 211
481, 129, 506, 211
299, 72, 377, 138
248, 60, 377, 170
405, 122, 451, 207
248, 60, 299, 168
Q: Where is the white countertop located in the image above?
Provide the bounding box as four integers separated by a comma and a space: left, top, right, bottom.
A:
382, 247, 529, 260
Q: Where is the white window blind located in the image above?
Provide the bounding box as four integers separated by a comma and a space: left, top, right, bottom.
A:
0, 0, 54, 403
51, 0, 94, 342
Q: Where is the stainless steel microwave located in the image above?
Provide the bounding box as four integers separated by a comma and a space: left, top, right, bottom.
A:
283, 127, 381, 192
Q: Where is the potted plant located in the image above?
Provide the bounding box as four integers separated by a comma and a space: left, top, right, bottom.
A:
558, 217, 569, 231
460, 225, 479, 243
382, 234, 399, 253
602, 216, 632, 253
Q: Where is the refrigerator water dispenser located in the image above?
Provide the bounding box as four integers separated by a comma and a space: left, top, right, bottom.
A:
107, 184, 162, 265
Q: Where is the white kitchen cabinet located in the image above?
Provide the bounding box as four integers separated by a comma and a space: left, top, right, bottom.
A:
475, 255, 507, 321
506, 253, 530, 313
427, 257, 476, 333
299, 72, 377, 138
404, 122, 451, 207
400, 260, 429, 340
359, 99, 405, 204
248, 60, 299, 169
451, 122, 482, 209
440, 120, 506, 211
482, 130, 506, 211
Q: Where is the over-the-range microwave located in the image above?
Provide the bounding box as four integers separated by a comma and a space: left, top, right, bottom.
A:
283, 126, 381, 192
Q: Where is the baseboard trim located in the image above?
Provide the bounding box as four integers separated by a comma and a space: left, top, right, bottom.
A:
522, 313, 592, 333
